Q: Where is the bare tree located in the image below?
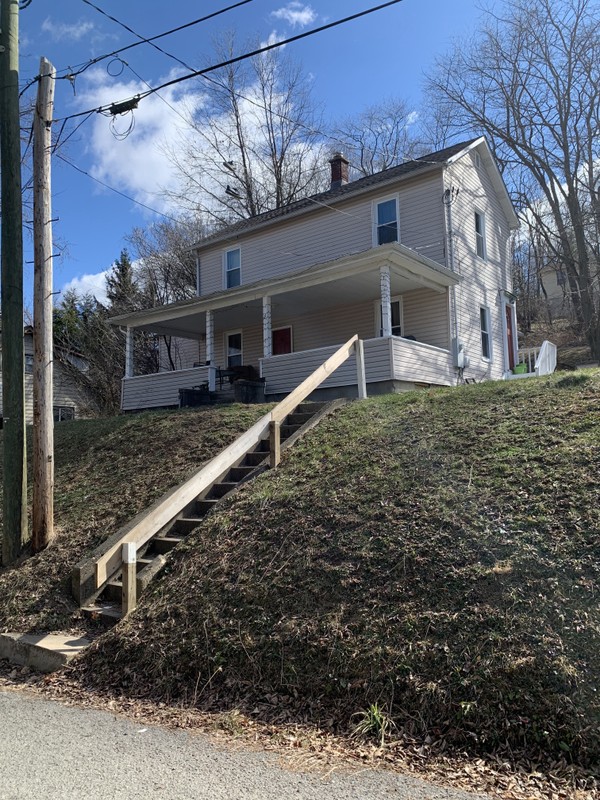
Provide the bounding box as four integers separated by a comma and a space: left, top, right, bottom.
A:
332, 98, 425, 177
164, 33, 328, 224
426, 0, 600, 358
127, 217, 203, 371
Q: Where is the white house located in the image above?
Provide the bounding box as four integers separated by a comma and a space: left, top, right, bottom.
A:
110, 137, 521, 411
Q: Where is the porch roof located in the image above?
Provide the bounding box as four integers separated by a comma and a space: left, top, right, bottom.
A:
110, 243, 460, 338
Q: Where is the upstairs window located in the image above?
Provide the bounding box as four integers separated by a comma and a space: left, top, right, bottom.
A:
475, 211, 486, 259
480, 306, 491, 360
375, 199, 398, 245
224, 247, 241, 288
24, 354, 34, 373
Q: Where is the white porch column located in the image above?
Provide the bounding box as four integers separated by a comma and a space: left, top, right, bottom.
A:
262, 295, 272, 359
206, 310, 216, 391
380, 265, 392, 337
205, 310, 214, 364
124, 326, 134, 378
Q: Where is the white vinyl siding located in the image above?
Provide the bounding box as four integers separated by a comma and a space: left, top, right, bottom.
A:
446, 148, 513, 382
196, 172, 446, 296
121, 366, 210, 411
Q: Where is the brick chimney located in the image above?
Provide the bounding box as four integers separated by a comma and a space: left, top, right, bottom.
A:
329, 152, 349, 189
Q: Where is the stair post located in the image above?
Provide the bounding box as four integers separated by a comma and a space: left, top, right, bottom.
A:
355, 339, 367, 399
122, 542, 137, 616
269, 420, 281, 468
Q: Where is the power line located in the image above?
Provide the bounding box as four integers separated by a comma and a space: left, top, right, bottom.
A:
18, 0, 253, 96
54, 1, 405, 123
56, 153, 181, 222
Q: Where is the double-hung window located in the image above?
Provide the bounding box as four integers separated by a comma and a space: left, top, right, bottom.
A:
480, 306, 491, 360
474, 211, 486, 259
224, 247, 241, 288
375, 198, 398, 245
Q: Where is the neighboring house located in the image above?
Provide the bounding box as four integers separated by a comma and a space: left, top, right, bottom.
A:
0, 325, 92, 426
111, 137, 520, 411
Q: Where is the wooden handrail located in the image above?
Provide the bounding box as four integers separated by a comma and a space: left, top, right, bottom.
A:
91, 335, 362, 592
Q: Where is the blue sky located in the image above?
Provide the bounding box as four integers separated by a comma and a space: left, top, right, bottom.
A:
17, 0, 484, 308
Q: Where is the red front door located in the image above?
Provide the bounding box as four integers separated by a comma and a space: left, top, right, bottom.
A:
505, 305, 515, 370
272, 327, 292, 355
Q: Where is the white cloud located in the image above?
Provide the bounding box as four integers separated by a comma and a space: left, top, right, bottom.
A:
41, 17, 95, 42
260, 30, 287, 49
407, 111, 420, 126
271, 2, 316, 28
73, 68, 206, 216
60, 270, 110, 304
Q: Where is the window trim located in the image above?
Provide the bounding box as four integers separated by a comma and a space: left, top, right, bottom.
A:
375, 295, 404, 338
372, 195, 400, 247
224, 329, 243, 368
480, 305, 492, 361
223, 247, 241, 289
474, 210, 487, 260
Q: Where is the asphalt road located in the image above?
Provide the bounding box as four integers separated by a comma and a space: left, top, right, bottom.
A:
0, 689, 492, 800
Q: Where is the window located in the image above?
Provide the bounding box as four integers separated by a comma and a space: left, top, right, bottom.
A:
480, 306, 491, 360
225, 331, 242, 367
377, 297, 403, 337
24, 354, 34, 373
224, 248, 241, 288
53, 406, 75, 422
375, 198, 398, 245
474, 211, 486, 259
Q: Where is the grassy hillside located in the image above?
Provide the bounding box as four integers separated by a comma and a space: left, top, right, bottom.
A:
0, 404, 270, 632
65, 371, 600, 769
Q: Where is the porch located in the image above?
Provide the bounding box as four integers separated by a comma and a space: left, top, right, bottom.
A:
121, 335, 456, 411
113, 242, 461, 412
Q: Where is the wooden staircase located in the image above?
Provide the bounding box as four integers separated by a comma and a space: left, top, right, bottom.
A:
80, 401, 336, 620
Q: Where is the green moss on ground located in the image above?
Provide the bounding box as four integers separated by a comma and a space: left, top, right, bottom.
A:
68, 371, 600, 768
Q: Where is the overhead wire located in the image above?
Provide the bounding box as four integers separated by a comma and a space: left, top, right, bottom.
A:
53, 1, 406, 123
18, 0, 254, 95
56, 153, 181, 222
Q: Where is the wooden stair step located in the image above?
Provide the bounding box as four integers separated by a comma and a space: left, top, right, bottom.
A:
194, 498, 219, 516
280, 423, 303, 438
227, 465, 255, 482
242, 451, 268, 467
172, 517, 202, 534
207, 481, 238, 499
150, 535, 185, 554
285, 411, 314, 425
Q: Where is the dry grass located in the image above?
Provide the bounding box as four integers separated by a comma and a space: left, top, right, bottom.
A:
58, 370, 600, 775
0, 404, 270, 633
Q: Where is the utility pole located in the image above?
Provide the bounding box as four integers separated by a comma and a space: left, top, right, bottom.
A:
1, 0, 28, 565
32, 57, 55, 552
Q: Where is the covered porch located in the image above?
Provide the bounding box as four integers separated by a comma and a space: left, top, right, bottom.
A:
112, 243, 461, 411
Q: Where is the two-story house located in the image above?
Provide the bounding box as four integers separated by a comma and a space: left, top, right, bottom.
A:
110, 137, 520, 411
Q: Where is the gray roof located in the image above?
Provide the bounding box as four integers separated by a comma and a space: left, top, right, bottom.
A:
193, 139, 480, 250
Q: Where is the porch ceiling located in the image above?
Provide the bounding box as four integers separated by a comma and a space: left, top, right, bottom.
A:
112, 243, 459, 338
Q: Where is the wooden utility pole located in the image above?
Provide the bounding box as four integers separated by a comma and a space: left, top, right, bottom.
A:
32, 57, 56, 552
0, 0, 28, 565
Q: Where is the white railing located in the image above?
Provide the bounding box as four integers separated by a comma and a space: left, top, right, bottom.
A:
534, 340, 557, 376
121, 365, 210, 411
517, 346, 541, 373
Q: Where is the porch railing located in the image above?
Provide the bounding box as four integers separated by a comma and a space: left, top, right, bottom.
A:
534, 340, 557, 376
